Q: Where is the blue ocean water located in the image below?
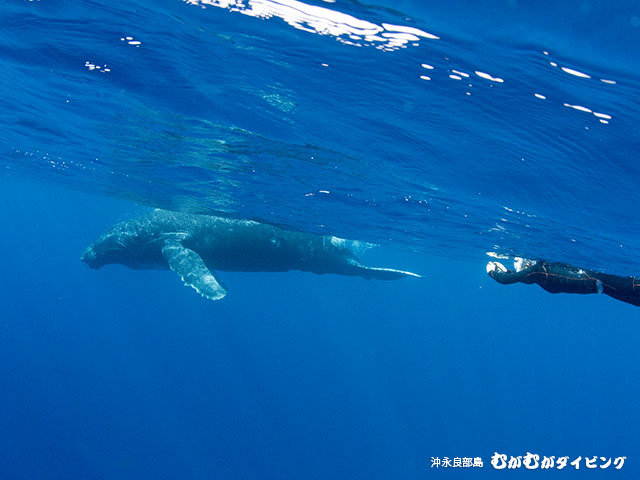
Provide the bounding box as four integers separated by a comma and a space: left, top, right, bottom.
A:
1, 0, 639, 478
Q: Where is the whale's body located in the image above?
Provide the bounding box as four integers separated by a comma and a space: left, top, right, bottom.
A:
82, 210, 420, 300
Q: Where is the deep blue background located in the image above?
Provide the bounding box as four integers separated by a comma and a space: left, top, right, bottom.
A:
1, 177, 638, 479
1, 0, 640, 478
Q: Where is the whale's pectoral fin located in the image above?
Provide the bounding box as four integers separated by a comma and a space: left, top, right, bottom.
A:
162, 242, 227, 301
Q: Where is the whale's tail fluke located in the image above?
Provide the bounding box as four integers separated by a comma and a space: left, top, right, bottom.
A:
348, 261, 422, 280
362, 266, 422, 280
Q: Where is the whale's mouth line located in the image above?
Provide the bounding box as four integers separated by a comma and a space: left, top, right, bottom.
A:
81, 247, 101, 269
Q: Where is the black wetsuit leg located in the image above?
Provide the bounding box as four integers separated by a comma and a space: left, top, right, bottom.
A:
591, 272, 640, 307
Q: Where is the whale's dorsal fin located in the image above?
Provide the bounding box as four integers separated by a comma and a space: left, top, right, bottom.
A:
161, 241, 227, 301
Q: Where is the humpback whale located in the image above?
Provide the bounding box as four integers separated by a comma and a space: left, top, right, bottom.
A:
82, 210, 421, 300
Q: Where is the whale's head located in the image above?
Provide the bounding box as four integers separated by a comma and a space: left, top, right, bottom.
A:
82, 227, 137, 269
81, 244, 102, 268
82, 221, 164, 270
